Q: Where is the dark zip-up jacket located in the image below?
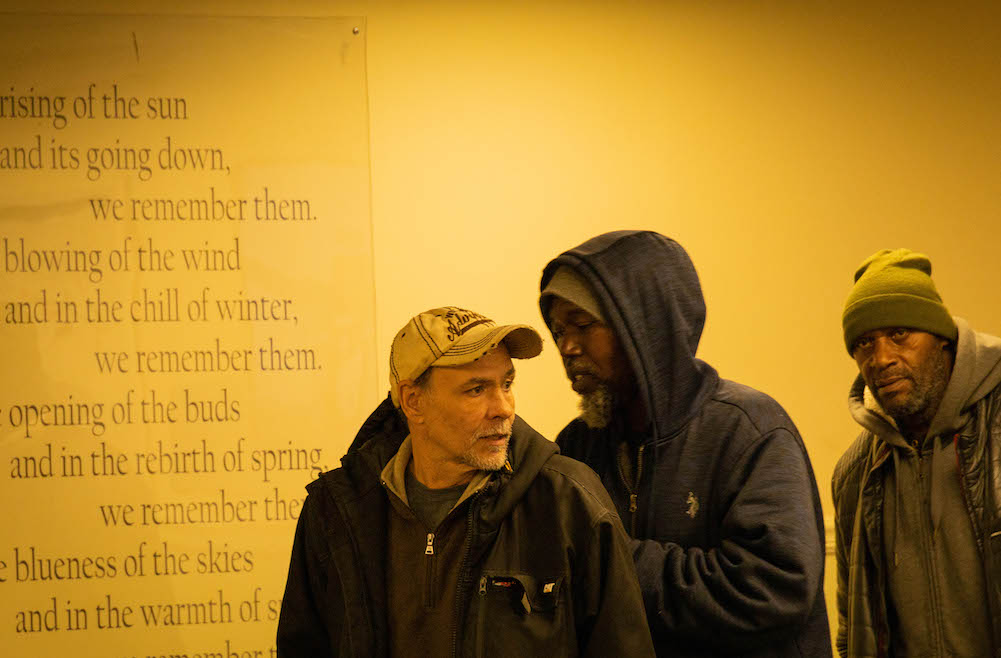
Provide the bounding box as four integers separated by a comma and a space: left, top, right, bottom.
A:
832, 319, 1001, 657
540, 230, 831, 657
276, 396, 655, 657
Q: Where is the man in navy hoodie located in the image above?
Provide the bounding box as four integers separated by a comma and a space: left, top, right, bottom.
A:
539, 230, 831, 657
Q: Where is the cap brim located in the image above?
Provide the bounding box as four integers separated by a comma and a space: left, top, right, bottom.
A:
435, 323, 542, 366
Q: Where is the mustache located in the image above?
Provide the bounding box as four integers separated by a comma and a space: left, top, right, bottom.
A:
564, 358, 599, 378
873, 370, 910, 387
477, 421, 512, 438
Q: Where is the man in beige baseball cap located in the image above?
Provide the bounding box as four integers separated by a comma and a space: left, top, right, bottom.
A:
278, 306, 654, 657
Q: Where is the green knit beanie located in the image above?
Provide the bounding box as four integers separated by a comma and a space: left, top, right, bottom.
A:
842, 248, 957, 353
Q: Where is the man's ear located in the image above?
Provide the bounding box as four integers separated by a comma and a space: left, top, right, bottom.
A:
399, 381, 426, 425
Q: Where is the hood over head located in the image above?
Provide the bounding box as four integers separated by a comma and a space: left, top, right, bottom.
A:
539, 230, 719, 441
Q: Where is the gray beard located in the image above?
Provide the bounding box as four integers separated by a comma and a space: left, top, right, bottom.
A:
578, 384, 614, 429
458, 444, 508, 471
457, 424, 511, 472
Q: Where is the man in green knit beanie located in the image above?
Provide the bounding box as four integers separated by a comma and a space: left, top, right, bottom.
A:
832, 248, 1001, 657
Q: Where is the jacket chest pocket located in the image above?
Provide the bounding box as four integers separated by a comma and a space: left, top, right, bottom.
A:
473, 571, 569, 657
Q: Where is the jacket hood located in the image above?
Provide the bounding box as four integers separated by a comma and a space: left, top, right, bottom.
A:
849, 317, 1001, 444
480, 415, 557, 523
539, 230, 719, 442
928, 317, 1001, 437
332, 395, 557, 517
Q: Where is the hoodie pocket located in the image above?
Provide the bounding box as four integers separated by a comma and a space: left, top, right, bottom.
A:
474, 571, 568, 657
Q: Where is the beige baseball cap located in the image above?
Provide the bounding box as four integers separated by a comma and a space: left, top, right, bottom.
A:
389, 306, 543, 406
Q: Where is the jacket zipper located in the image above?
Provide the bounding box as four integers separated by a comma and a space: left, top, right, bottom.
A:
451, 489, 484, 658
474, 575, 489, 656
616, 443, 645, 535
425, 532, 435, 608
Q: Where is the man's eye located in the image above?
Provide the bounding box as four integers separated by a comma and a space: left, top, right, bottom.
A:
467, 386, 483, 396
502, 379, 514, 391
575, 322, 593, 331
854, 338, 872, 352
892, 328, 910, 341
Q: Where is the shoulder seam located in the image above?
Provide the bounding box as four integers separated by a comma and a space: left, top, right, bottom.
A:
540, 461, 612, 521
704, 392, 793, 439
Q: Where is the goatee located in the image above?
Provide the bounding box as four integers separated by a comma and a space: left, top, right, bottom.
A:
578, 384, 614, 429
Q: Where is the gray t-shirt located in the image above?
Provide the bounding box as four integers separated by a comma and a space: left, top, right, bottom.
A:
404, 468, 466, 531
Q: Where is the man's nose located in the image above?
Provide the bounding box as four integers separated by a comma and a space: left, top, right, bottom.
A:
488, 387, 515, 420
558, 333, 582, 357
871, 337, 898, 368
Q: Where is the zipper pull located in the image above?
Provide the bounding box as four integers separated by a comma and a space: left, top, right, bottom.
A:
629, 493, 637, 513
425, 533, 434, 555
478, 575, 487, 595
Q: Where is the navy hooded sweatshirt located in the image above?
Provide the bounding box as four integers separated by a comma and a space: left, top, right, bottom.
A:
540, 230, 831, 657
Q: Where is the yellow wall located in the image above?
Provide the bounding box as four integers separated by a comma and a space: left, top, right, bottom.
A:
6, 0, 1001, 653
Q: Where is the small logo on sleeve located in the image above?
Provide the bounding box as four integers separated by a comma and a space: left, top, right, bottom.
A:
686, 492, 699, 519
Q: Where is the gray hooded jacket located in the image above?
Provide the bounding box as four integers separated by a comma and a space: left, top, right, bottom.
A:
832, 317, 1001, 657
